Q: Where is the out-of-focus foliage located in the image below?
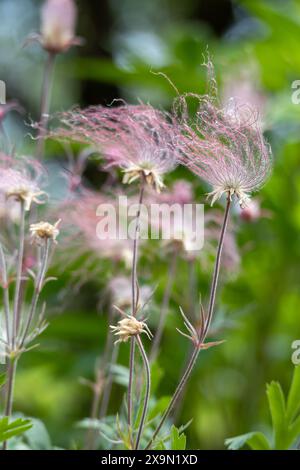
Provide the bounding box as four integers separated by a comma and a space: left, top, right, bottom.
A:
226, 366, 300, 450
1, 0, 300, 450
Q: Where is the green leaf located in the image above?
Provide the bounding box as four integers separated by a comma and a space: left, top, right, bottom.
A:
110, 364, 129, 387
286, 366, 300, 423
0, 373, 6, 390
0, 417, 32, 443
153, 440, 167, 450
170, 425, 186, 450
225, 431, 271, 450
147, 396, 171, 422
288, 414, 300, 448
23, 419, 51, 450
266, 381, 287, 449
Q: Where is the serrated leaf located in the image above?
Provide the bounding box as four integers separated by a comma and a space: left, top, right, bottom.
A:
0, 417, 32, 442
266, 381, 287, 449
170, 425, 186, 450
286, 366, 300, 423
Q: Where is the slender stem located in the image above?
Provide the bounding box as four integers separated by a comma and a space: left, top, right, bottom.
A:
0, 242, 11, 346
127, 178, 145, 444
19, 239, 50, 348
145, 196, 232, 449
12, 202, 25, 349
2, 357, 18, 450
135, 335, 151, 450
150, 253, 177, 362
127, 337, 135, 445
35, 52, 56, 160
145, 346, 199, 450
131, 179, 145, 316
202, 197, 231, 338
172, 258, 197, 423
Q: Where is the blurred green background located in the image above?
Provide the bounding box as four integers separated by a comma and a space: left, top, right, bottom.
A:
1, 0, 300, 450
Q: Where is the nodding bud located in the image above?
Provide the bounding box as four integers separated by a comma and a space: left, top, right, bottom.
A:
239, 199, 261, 222
41, 0, 79, 53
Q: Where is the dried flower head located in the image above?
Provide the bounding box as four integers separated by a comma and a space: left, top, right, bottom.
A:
177, 307, 224, 350
0, 154, 47, 211
30, 220, 61, 245
177, 60, 272, 208
50, 103, 180, 192
110, 315, 152, 344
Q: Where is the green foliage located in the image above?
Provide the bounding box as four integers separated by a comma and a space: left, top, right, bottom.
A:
0, 417, 32, 443
170, 425, 187, 450
0, 373, 6, 390
225, 367, 300, 450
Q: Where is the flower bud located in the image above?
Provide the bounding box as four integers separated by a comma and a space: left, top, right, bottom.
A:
41, 0, 78, 53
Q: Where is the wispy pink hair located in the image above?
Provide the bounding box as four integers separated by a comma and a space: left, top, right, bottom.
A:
175, 61, 272, 207
48, 102, 180, 189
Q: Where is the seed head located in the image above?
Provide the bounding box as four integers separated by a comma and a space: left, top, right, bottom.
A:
30, 220, 61, 245
110, 315, 152, 344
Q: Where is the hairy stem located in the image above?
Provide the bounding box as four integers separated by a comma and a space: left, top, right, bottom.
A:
202, 197, 231, 338
35, 52, 56, 160
2, 357, 18, 450
127, 337, 135, 445
20, 239, 50, 347
145, 345, 198, 450
128, 178, 145, 444
131, 179, 145, 315
135, 335, 151, 450
150, 253, 177, 362
0, 242, 11, 346
12, 202, 25, 349
145, 196, 232, 449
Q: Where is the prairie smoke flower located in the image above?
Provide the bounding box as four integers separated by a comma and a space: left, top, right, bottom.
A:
110, 316, 152, 344
60, 191, 133, 266
147, 180, 193, 205
40, 0, 81, 54
30, 220, 61, 245
51, 104, 179, 192
177, 65, 272, 208
0, 155, 47, 211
